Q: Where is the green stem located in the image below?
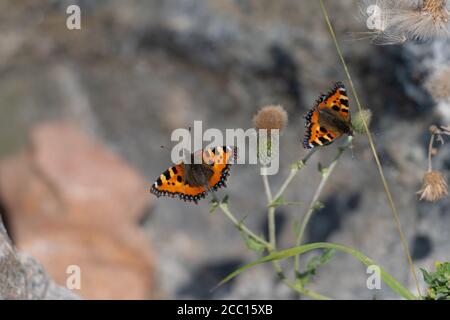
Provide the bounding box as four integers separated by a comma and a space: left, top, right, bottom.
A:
318, 0, 421, 297
262, 166, 330, 300
219, 242, 417, 300
294, 136, 352, 276
262, 170, 287, 288
272, 148, 317, 204
218, 175, 332, 299
219, 203, 272, 250
281, 279, 330, 300
427, 133, 435, 172
262, 172, 276, 249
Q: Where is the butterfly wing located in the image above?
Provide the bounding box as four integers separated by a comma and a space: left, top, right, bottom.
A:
304, 82, 350, 149
150, 164, 208, 203
202, 146, 237, 191
304, 108, 341, 149
150, 146, 237, 204
318, 82, 350, 122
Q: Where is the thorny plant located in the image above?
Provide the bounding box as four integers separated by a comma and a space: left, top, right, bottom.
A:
213, 135, 358, 300
211, 0, 450, 300
213, 111, 420, 299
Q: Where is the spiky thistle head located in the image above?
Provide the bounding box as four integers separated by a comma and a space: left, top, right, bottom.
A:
351, 109, 373, 134
253, 105, 288, 135
253, 105, 287, 166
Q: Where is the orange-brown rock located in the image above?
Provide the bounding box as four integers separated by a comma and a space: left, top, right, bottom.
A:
0, 122, 155, 299
17, 221, 153, 300
30, 122, 150, 228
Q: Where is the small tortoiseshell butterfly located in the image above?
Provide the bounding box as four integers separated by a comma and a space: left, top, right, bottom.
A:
303, 82, 353, 149
150, 146, 237, 204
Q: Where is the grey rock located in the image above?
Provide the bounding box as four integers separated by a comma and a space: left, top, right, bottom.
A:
0, 218, 79, 300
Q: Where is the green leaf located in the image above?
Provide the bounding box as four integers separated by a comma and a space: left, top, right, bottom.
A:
420, 268, 432, 285
209, 200, 219, 214
421, 262, 450, 300
269, 196, 304, 208
312, 201, 325, 212
268, 196, 285, 208
297, 249, 335, 286
307, 248, 335, 270
241, 232, 266, 254
236, 215, 248, 229
221, 195, 229, 205
216, 242, 417, 300
290, 160, 305, 170
318, 163, 329, 176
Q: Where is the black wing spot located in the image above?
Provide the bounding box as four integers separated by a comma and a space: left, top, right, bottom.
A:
340, 99, 349, 107
332, 105, 340, 111
319, 137, 328, 144
163, 170, 171, 180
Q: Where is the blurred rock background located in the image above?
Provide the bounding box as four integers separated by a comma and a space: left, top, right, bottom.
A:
0, 0, 448, 299
0, 216, 79, 299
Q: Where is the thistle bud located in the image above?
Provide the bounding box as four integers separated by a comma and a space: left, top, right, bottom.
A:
351, 109, 373, 134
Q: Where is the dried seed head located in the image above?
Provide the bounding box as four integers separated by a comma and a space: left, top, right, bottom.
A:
358, 0, 450, 45
422, 0, 449, 23
417, 170, 449, 202
351, 109, 373, 134
392, 0, 449, 42
253, 105, 288, 135
429, 124, 441, 134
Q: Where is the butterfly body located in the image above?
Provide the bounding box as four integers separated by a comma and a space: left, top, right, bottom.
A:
181, 163, 214, 187
317, 108, 353, 137
150, 146, 237, 204
304, 82, 352, 149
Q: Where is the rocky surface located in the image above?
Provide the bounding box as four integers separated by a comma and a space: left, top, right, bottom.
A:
0, 217, 79, 299
0, 0, 448, 299
0, 122, 155, 299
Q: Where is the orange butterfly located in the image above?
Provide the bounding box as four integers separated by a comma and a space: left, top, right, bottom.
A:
303, 82, 353, 149
150, 146, 237, 204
